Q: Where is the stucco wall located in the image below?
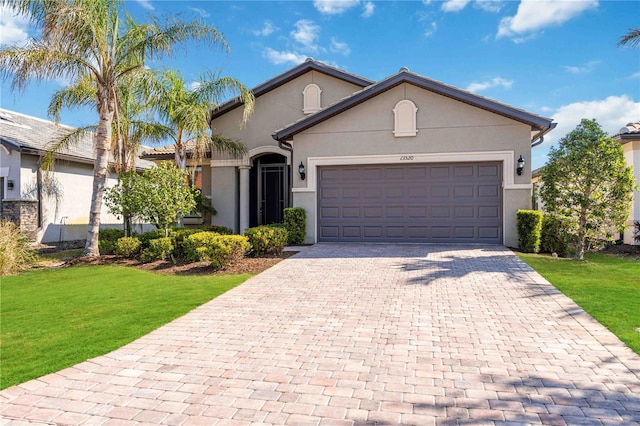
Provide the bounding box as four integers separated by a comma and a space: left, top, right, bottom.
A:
623, 140, 639, 245
210, 166, 238, 232
0, 146, 22, 200
290, 83, 533, 247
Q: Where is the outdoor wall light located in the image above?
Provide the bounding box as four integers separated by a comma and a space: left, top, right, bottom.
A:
298, 162, 306, 181
7, 180, 14, 190
516, 155, 525, 176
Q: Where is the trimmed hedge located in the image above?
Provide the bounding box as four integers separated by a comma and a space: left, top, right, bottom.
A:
183, 232, 250, 268
245, 225, 288, 255
114, 237, 141, 258
516, 210, 543, 253
284, 207, 306, 245
98, 228, 125, 255
540, 215, 572, 257
140, 237, 174, 263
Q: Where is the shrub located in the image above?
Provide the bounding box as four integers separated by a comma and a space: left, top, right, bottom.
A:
114, 237, 141, 258
516, 210, 543, 253
245, 225, 288, 255
140, 237, 174, 263
0, 221, 36, 276
99, 228, 124, 242
284, 207, 306, 245
98, 239, 116, 255
635, 221, 640, 244
540, 215, 572, 257
208, 225, 234, 235
170, 228, 201, 256
137, 229, 168, 249
183, 232, 250, 268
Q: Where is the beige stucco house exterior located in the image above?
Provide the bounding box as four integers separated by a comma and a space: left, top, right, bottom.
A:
0, 109, 152, 243
143, 59, 556, 247
615, 121, 640, 245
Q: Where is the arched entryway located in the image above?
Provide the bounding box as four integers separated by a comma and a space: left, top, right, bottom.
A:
249, 153, 289, 227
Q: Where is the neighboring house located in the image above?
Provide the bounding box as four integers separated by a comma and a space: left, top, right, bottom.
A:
615, 122, 640, 245
0, 108, 152, 243
142, 59, 556, 247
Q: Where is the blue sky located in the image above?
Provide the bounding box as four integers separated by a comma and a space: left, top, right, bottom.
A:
1, 0, 639, 168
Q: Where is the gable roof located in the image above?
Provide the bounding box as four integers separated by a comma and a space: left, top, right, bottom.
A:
209, 58, 374, 121
0, 108, 153, 169
272, 68, 556, 144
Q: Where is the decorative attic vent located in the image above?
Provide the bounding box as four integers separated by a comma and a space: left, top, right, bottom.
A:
393, 100, 418, 137
303, 83, 322, 114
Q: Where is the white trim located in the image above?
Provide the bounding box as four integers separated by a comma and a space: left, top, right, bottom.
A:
303, 83, 322, 115
210, 145, 292, 168
294, 151, 520, 244
210, 159, 248, 168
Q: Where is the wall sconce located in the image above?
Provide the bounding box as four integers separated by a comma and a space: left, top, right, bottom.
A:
298, 162, 306, 181
516, 155, 525, 176
7, 180, 14, 190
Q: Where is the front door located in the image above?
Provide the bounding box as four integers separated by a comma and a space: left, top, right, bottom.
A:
250, 154, 289, 226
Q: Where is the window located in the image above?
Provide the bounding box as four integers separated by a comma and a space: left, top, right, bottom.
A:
393, 99, 418, 137
303, 83, 322, 114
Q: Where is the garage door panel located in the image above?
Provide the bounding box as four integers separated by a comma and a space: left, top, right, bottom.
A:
318, 162, 502, 243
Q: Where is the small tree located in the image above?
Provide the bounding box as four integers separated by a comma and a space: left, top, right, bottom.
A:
539, 119, 636, 259
105, 162, 196, 236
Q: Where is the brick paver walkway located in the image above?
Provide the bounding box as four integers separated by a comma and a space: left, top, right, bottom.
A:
2, 244, 639, 425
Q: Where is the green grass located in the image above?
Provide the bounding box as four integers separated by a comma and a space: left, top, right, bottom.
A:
517, 252, 640, 355
0, 266, 250, 389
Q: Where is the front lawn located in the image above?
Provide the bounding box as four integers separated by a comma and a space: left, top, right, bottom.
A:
517, 252, 640, 355
0, 266, 249, 389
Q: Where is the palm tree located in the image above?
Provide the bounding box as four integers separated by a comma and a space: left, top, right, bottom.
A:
0, 0, 226, 256
149, 69, 254, 170
618, 28, 640, 48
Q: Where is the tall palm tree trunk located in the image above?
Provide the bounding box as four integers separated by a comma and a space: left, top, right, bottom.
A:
85, 96, 115, 256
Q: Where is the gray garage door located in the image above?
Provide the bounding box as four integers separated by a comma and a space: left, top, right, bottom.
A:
318, 162, 502, 243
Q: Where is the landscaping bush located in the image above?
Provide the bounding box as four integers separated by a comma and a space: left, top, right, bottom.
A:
98, 228, 124, 255
516, 210, 543, 253
207, 225, 234, 235
183, 232, 250, 268
140, 237, 174, 263
540, 215, 572, 257
137, 229, 168, 249
0, 221, 36, 276
284, 207, 306, 244
635, 221, 640, 244
114, 237, 141, 258
170, 228, 201, 256
245, 225, 288, 255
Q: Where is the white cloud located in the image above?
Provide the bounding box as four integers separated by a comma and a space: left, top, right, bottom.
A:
562, 60, 599, 74
629, 72, 640, 79
263, 48, 307, 65
0, 5, 30, 46
330, 37, 351, 56
441, 0, 471, 12
497, 0, 598, 40
549, 95, 640, 144
466, 77, 513, 92
475, 0, 503, 12
189, 81, 201, 91
253, 20, 278, 37
135, 0, 155, 11
424, 21, 437, 38
314, 0, 360, 15
188, 7, 210, 18
362, 1, 375, 18
291, 19, 321, 52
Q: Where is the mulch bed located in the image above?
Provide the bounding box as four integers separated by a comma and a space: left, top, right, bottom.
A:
64, 251, 298, 275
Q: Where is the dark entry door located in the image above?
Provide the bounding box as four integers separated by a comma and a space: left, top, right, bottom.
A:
250, 154, 288, 226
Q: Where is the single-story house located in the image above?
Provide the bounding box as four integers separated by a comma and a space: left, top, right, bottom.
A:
0, 108, 153, 243
142, 59, 556, 247
615, 121, 640, 245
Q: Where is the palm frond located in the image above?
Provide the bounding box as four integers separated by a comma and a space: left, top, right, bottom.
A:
209, 134, 247, 159
618, 28, 640, 48
48, 73, 96, 122
41, 126, 97, 172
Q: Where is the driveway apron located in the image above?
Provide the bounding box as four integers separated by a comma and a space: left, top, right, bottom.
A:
1, 244, 639, 425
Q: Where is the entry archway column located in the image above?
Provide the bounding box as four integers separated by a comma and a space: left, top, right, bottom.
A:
238, 165, 251, 235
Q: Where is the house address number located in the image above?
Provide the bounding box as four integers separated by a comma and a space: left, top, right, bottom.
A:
400, 155, 414, 161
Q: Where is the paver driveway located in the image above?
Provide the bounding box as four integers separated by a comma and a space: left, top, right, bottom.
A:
2, 244, 639, 425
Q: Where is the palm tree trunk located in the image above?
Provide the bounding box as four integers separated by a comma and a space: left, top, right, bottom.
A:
84, 96, 114, 256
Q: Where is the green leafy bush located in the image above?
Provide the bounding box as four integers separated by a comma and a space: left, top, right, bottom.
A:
98, 240, 116, 255
183, 232, 249, 268
99, 228, 124, 242
0, 221, 36, 276
208, 225, 234, 235
137, 229, 168, 249
516, 210, 543, 253
540, 215, 572, 257
284, 207, 306, 244
140, 237, 174, 263
245, 225, 288, 256
114, 237, 141, 258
